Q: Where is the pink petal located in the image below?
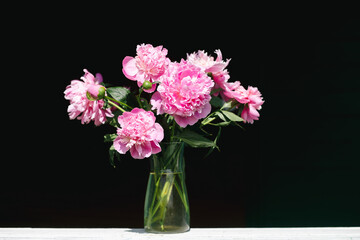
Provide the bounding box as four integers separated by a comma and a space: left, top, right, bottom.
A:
122, 56, 138, 80
151, 141, 162, 154
248, 104, 260, 118
135, 73, 146, 84
194, 103, 211, 119
115, 140, 130, 154
87, 84, 102, 98
81, 69, 96, 84
224, 81, 241, 91
139, 142, 152, 158
130, 107, 143, 115
95, 73, 103, 83
234, 93, 250, 104
130, 146, 142, 159
174, 115, 198, 128
241, 108, 251, 124
154, 123, 164, 142
215, 49, 223, 61
150, 92, 164, 115
206, 62, 227, 72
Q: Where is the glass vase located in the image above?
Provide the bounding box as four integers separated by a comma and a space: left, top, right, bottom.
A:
144, 142, 190, 233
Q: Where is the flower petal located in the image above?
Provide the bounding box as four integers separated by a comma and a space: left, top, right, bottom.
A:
194, 103, 211, 119
174, 115, 198, 128
122, 56, 138, 80
150, 141, 162, 155
150, 92, 164, 115
113, 137, 130, 154
130, 146, 142, 159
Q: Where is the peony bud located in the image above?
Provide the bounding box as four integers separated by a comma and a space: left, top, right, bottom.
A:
142, 80, 153, 90
87, 84, 106, 101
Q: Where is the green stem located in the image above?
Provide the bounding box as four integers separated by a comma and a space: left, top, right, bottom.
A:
136, 88, 144, 108
174, 178, 189, 213
159, 174, 175, 229
149, 175, 174, 221
107, 100, 126, 113
105, 96, 133, 110
201, 111, 217, 126
148, 174, 188, 228
146, 175, 161, 228
170, 120, 176, 142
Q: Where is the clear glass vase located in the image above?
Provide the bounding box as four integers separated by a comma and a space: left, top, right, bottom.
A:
144, 142, 190, 233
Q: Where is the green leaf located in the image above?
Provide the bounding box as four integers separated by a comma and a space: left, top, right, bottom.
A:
107, 118, 118, 128
174, 129, 217, 148
220, 101, 233, 110
166, 115, 174, 124
109, 145, 116, 168
106, 86, 130, 102
109, 144, 121, 168
201, 116, 216, 125
204, 127, 222, 158
140, 97, 151, 111
210, 121, 231, 127
221, 110, 244, 122
215, 111, 227, 122
104, 133, 117, 143
106, 110, 123, 128
102, 98, 110, 109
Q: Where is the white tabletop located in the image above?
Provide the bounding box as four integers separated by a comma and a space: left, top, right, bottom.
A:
0, 227, 359, 240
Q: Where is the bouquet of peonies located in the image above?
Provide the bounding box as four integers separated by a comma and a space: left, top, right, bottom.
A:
64, 43, 264, 162
64, 43, 264, 232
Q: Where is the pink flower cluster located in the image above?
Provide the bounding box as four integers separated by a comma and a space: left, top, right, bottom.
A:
186, 49, 230, 93
223, 83, 264, 124
151, 60, 214, 127
64, 44, 264, 160
64, 69, 113, 126
122, 44, 170, 93
113, 108, 164, 159
186, 50, 264, 124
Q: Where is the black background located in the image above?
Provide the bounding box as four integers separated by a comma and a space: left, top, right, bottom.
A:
2, 5, 360, 227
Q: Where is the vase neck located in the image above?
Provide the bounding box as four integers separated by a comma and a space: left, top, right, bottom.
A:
150, 142, 185, 173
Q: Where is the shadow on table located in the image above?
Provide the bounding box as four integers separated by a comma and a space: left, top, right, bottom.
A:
125, 228, 146, 234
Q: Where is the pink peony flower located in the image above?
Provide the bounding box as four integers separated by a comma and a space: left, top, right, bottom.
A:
122, 43, 170, 93
223, 82, 264, 124
113, 108, 164, 159
151, 60, 214, 127
187, 49, 231, 94
222, 81, 247, 103
64, 69, 113, 126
